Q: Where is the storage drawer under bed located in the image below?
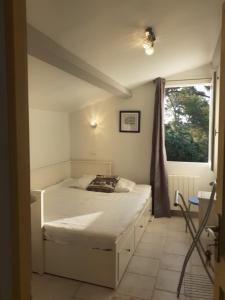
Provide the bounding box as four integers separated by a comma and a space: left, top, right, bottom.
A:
134, 202, 150, 247
117, 231, 134, 281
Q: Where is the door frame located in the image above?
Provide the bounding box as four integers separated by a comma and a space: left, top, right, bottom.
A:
215, 1, 225, 299
0, 0, 31, 299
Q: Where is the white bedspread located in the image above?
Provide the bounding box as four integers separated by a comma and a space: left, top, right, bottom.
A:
43, 179, 151, 249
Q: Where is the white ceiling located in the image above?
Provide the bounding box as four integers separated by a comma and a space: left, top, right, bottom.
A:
27, 0, 223, 111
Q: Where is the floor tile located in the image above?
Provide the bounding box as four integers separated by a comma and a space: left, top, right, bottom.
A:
169, 217, 186, 224
111, 296, 142, 300
156, 269, 181, 293
167, 218, 186, 232
110, 295, 141, 300
74, 296, 140, 300
75, 283, 115, 300
160, 253, 186, 272
167, 230, 191, 244
32, 273, 80, 300
190, 250, 202, 266
145, 223, 168, 236
127, 255, 160, 277
152, 290, 188, 300
74, 283, 142, 300
163, 241, 189, 256
117, 272, 155, 300
152, 217, 171, 224
141, 231, 166, 245
190, 265, 208, 276
135, 242, 163, 259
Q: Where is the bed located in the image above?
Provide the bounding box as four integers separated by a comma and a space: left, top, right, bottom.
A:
31, 160, 152, 288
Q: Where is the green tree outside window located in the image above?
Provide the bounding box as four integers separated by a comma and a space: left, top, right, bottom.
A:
164, 85, 210, 162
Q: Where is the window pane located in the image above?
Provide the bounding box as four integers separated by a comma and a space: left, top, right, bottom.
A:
164, 85, 210, 162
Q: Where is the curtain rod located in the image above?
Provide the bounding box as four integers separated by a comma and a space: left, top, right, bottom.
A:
166, 77, 212, 82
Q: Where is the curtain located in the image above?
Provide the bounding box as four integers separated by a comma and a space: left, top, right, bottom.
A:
150, 78, 170, 218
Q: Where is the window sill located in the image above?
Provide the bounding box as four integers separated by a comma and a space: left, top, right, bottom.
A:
166, 161, 212, 170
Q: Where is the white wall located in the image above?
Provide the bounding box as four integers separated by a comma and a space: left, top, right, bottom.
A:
29, 109, 71, 170
70, 64, 216, 188
166, 63, 213, 82
71, 82, 155, 183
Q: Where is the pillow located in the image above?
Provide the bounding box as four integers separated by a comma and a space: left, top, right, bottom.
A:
115, 178, 136, 193
70, 174, 96, 189
87, 175, 119, 193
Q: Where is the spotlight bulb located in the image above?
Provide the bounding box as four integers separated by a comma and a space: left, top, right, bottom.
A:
145, 47, 154, 55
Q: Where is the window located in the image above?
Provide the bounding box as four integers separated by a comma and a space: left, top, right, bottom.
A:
164, 84, 211, 163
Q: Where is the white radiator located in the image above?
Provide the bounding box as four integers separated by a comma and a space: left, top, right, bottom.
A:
168, 175, 199, 211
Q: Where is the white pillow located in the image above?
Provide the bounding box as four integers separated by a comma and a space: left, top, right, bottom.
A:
71, 174, 96, 189
115, 178, 136, 193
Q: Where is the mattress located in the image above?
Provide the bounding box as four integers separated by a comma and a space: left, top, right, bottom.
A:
43, 179, 151, 249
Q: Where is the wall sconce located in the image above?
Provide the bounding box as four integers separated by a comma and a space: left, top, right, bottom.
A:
143, 27, 156, 55
90, 121, 97, 128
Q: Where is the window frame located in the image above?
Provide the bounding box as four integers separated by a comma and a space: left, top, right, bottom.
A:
211, 72, 217, 171
164, 80, 213, 165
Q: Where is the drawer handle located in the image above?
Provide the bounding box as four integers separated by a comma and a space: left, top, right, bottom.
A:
139, 225, 144, 228
126, 249, 131, 252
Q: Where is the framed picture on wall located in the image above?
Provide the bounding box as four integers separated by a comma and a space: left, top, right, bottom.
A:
119, 111, 141, 133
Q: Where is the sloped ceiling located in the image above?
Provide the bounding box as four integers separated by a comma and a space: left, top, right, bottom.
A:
28, 55, 110, 111
27, 0, 223, 111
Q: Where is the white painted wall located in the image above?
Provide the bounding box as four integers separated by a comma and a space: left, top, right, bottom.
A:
70, 65, 216, 188
29, 109, 71, 170
71, 82, 155, 183
166, 63, 213, 82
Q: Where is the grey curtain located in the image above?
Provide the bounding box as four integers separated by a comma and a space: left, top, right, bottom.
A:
150, 78, 170, 218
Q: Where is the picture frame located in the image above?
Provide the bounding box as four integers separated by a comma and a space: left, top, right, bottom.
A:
119, 111, 141, 133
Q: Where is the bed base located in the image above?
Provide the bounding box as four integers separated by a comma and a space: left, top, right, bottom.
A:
31, 160, 151, 288
44, 241, 116, 288
32, 196, 151, 288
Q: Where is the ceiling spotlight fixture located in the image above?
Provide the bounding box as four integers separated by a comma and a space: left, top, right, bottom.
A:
90, 120, 97, 128
143, 27, 155, 55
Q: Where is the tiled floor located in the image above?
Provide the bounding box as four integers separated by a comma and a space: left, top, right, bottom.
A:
32, 217, 213, 300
